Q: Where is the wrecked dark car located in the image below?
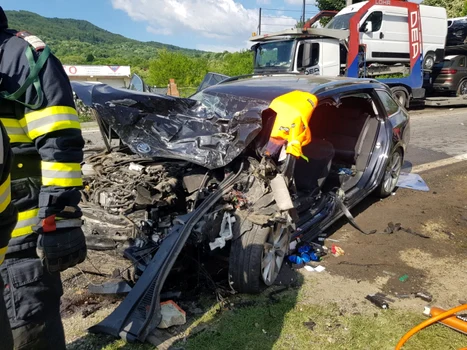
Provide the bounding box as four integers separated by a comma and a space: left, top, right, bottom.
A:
72, 75, 409, 343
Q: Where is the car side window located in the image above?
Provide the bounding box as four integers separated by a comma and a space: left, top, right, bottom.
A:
376, 90, 399, 115
364, 11, 383, 32
459, 57, 466, 67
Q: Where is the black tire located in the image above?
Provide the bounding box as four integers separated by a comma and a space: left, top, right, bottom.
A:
391, 87, 408, 109
423, 52, 435, 70
456, 79, 467, 96
375, 148, 403, 198
229, 221, 290, 294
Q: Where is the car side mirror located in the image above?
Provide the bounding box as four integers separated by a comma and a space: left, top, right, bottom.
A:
360, 22, 372, 33
301, 43, 312, 68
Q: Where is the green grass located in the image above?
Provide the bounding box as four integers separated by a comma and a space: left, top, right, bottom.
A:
67, 288, 467, 350
178, 289, 467, 350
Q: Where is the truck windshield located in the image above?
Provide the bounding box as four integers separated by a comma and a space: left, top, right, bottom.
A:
326, 13, 354, 30
254, 40, 295, 70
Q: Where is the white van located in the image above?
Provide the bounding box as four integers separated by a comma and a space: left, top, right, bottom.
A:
326, 1, 447, 69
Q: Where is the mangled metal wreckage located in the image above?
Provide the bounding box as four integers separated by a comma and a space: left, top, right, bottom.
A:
72, 75, 409, 342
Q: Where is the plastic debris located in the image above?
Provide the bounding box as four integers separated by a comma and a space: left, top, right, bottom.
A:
399, 274, 409, 282
209, 212, 236, 250
315, 265, 326, 272
288, 243, 326, 264
396, 172, 430, 192
331, 245, 345, 257
157, 300, 186, 329
304, 265, 326, 272
88, 279, 132, 295
415, 291, 433, 302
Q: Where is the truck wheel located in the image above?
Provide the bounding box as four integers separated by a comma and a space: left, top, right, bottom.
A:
229, 220, 290, 294
375, 148, 403, 198
391, 87, 408, 109
456, 79, 467, 96
423, 52, 435, 70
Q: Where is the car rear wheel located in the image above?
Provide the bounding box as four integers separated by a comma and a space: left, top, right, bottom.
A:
423, 52, 435, 70
229, 220, 290, 294
391, 87, 408, 109
375, 149, 403, 198
457, 79, 467, 96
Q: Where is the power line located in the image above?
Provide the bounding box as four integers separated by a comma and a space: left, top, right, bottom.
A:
261, 23, 298, 26
260, 8, 304, 12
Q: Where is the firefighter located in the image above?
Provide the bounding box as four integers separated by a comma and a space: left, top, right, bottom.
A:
0, 120, 19, 349
0, 7, 86, 349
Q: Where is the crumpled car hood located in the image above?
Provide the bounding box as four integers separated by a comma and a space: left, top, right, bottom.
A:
72, 82, 268, 169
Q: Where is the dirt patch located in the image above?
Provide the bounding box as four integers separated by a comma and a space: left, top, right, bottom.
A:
61, 250, 130, 343
307, 162, 467, 312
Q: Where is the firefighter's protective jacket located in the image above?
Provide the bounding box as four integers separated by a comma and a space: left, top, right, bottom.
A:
0, 13, 84, 253
0, 122, 18, 263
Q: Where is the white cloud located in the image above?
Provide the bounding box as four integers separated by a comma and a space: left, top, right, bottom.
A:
285, 0, 316, 5
196, 43, 250, 52
111, 0, 297, 50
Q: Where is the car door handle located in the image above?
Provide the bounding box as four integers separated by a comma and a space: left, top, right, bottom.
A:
380, 32, 384, 39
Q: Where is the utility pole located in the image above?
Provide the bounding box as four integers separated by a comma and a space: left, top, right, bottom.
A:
302, 0, 306, 25
346, 0, 353, 6
258, 8, 262, 35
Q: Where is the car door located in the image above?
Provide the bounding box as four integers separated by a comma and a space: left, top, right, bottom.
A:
454, 56, 467, 94
360, 11, 383, 61
375, 89, 410, 151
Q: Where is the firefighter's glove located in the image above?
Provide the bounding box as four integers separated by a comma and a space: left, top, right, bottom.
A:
36, 227, 87, 273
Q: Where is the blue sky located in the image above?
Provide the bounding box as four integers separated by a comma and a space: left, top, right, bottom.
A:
1, 0, 319, 52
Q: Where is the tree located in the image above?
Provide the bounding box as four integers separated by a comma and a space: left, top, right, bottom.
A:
148, 49, 209, 87
86, 53, 95, 62
423, 0, 465, 17
316, 0, 346, 13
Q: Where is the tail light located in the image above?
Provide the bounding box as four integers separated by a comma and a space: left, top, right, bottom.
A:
441, 69, 457, 74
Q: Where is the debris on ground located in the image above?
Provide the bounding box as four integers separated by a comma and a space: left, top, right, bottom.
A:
304, 265, 326, 273
381, 222, 430, 238
303, 320, 317, 331
396, 172, 430, 192
157, 300, 187, 329
383, 222, 402, 234
331, 245, 345, 257
88, 279, 132, 295
399, 274, 409, 282
415, 291, 433, 302
365, 293, 391, 309
287, 242, 328, 265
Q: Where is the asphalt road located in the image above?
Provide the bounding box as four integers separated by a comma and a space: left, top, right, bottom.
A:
81, 105, 467, 170
405, 106, 467, 168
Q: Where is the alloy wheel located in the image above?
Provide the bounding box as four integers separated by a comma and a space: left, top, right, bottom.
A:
261, 224, 289, 286
458, 80, 467, 96
382, 151, 402, 194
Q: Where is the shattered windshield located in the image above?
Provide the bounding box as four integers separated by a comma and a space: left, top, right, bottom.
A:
254, 40, 295, 70
326, 13, 354, 30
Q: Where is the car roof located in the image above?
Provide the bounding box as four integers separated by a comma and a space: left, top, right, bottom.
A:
203, 74, 385, 102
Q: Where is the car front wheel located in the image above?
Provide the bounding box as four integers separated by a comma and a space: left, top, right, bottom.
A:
375, 149, 403, 198
229, 220, 290, 294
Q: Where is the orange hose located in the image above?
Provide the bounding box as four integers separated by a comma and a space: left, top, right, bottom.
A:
395, 304, 467, 350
